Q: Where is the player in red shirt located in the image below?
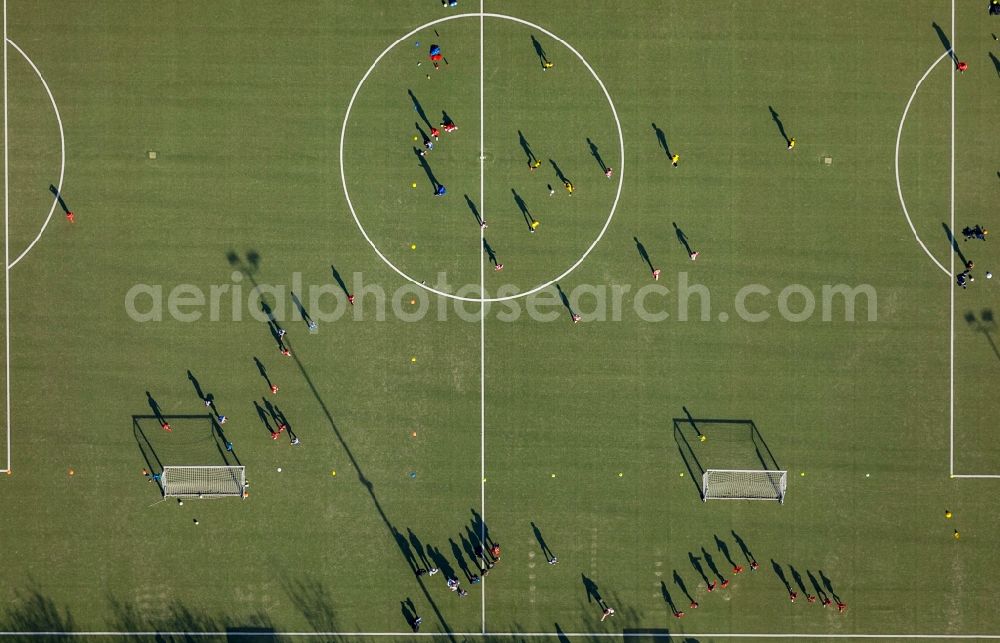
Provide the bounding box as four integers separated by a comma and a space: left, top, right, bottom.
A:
733, 565, 744, 574
271, 385, 279, 394
66, 211, 75, 223
430, 127, 440, 140
957, 61, 968, 72
836, 602, 847, 613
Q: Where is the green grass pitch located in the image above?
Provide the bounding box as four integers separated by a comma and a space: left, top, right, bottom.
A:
2, 1, 1000, 640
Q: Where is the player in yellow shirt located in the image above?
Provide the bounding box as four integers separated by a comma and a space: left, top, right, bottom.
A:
787, 137, 796, 150
564, 180, 574, 195
671, 154, 680, 167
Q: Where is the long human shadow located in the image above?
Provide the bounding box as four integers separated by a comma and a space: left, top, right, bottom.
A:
465, 194, 484, 227
714, 534, 736, 568
688, 552, 709, 585
253, 400, 275, 437
277, 331, 457, 639
145, 391, 165, 425
483, 238, 499, 267
211, 418, 241, 466
932, 22, 957, 63
942, 222, 969, 267
731, 530, 756, 564
414, 148, 440, 191
964, 310, 1000, 361
530, 34, 549, 67
49, 184, 70, 213
659, 581, 678, 613
408, 89, 432, 129
254, 356, 274, 390
807, 570, 828, 601
531, 521, 556, 561
673, 222, 693, 256
518, 130, 536, 163
672, 570, 694, 604
549, 159, 568, 184
789, 565, 808, 595
701, 548, 725, 582
771, 559, 791, 593
408, 528, 432, 571
651, 122, 672, 158
330, 265, 352, 299
768, 106, 790, 146
581, 574, 603, 604
819, 570, 841, 602
132, 417, 165, 492
512, 189, 533, 230
991, 52, 1000, 78
450, 538, 474, 582
672, 421, 704, 498
415, 121, 431, 146
587, 137, 607, 172
634, 237, 654, 272
681, 405, 705, 440
555, 284, 575, 319
401, 598, 418, 632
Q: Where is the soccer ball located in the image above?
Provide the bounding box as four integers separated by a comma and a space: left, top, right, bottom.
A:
988, 272, 993, 279
277, 467, 282, 473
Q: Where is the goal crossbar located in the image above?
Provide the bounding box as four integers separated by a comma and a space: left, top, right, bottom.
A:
161, 465, 246, 498
702, 469, 787, 504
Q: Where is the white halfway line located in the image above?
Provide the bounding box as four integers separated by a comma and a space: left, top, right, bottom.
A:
478, 0, 487, 634
3, 631, 1000, 639
2, 0, 8, 474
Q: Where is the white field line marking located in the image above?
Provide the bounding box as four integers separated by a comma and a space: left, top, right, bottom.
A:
952, 474, 1000, 478
894, 49, 951, 278
339, 12, 624, 304
478, 0, 486, 634
949, 0, 955, 478
5, 632, 1000, 639
6, 39, 65, 271
2, 0, 7, 474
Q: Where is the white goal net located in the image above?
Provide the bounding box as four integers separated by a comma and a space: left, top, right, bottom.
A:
162, 466, 246, 498
702, 469, 787, 503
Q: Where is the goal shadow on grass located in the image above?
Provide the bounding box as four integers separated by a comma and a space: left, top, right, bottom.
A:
132, 414, 240, 497
672, 417, 781, 501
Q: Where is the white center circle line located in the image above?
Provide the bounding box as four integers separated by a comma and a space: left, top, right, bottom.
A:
339, 12, 624, 303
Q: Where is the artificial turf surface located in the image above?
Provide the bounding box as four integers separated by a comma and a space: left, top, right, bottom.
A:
1, 1, 999, 640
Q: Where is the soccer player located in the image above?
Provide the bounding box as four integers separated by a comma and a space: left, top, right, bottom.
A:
564, 180, 574, 195
604, 167, 613, 179
652, 268, 661, 280
671, 153, 680, 167
957, 61, 968, 73
720, 579, 730, 589
470, 574, 481, 584
271, 385, 279, 394
689, 251, 699, 261
280, 347, 291, 356
836, 602, 847, 613
412, 616, 422, 633
945, 510, 953, 519
424, 140, 434, 152
822, 597, 833, 608
600, 607, 615, 622
548, 184, 555, 196
489, 543, 501, 561
954, 529, 961, 539
706, 581, 716, 592
689, 601, 699, 609
66, 211, 75, 223
530, 219, 540, 232
572, 313, 582, 323
542, 61, 554, 70
789, 591, 798, 602
435, 185, 447, 196
787, 137, 796, 150
277, 328, 287, 339
161, 422, 172, 432
548, 557, 558, 565
347, 294, 356, 305
750, 561, 760, 571
217, 415, 227, 425
733, 565, 744, 574
494, 263, 503, 272
673, 610, 685, 618
291, 436, 301, 445
807, 594, 817, 603
430, 126, 441, 140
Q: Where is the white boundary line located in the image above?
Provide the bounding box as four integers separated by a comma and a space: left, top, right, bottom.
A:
2, 0, 8, 475
338, 12, 624, 303
4, 632, 1000, 639
894, 49, 951, 277
949, 0, 955, 478
5, 38, 65, 271
478, 0, 487, 634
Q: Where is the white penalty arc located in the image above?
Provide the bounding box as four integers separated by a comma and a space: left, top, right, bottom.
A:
894, 49, 951, 278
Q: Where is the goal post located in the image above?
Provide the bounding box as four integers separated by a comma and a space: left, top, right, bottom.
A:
162, 465, 246, 498
702, 469, 787, 503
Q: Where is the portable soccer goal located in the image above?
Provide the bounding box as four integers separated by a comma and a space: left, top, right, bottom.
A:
702, 469, 787, 503
161, 465, 246, 498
